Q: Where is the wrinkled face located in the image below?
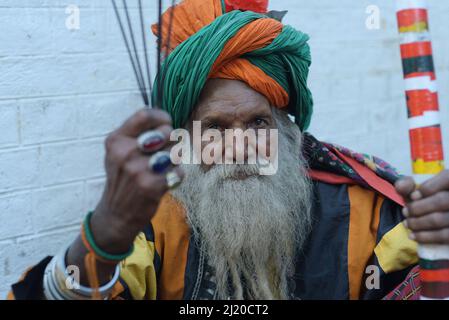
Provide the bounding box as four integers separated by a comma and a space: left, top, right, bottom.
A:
173, 79, 313, 299
189, 79, 277, 174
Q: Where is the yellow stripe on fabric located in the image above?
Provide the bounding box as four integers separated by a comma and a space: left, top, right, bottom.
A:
119, 233, 157, 300
399, 22, 428, 33
412, 159, 445, 174
374, 222, 418, 274
347, 185, 383, 300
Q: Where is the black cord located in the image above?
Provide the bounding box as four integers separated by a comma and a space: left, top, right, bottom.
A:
138, 0, 153, 108
158, 0, 176, 110
111, 0, 178, 110
156, 0, 163, 106
122, 0, 149, 106
111, 0, 149, 106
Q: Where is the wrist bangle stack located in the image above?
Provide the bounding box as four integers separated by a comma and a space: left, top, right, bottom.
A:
43, 243, 120, 300
43, 211, 134, 300
79, 211, 134, 299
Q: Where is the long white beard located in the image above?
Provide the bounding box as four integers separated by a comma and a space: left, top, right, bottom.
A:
172, 109, 313, 300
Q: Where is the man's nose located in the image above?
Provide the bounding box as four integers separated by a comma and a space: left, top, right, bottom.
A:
223, 128, 251, 164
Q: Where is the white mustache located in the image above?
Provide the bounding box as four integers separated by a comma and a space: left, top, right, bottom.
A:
206, 163, 262, 180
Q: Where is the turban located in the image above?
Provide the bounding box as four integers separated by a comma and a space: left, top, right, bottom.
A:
151, 0, 313, 131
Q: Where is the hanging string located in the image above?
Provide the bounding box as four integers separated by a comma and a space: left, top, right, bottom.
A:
111, 0, 176, 110
159, 0, 176, 95
156, 0, 163, 105
139, 0, 153, 107
122, 0, 149, 106
111, 0, 149, 106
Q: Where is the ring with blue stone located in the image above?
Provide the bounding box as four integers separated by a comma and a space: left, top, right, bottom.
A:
148, 151, 172, 174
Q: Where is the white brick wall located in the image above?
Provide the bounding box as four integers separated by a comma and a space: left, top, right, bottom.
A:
1, 0, 448, 298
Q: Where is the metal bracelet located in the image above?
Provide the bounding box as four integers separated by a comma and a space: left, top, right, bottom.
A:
43, 243, 120, 300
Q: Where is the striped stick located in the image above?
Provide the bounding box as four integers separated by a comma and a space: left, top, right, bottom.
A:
396, 0, 449, 300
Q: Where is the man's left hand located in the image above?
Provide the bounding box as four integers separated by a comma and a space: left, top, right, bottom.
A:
395, 170, 449, 244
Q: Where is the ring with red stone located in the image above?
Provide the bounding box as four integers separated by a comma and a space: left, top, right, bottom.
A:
137, 130, 165, 154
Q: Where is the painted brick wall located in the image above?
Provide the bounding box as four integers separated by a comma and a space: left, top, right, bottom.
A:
0, 0, 448, 298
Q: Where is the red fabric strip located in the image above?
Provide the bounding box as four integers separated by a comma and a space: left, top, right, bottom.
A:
308, 169, 356, 185
332, 149, 405, 206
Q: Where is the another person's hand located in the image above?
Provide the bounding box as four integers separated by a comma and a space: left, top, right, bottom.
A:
395, 171, 449, 244
90, 108, 184, 254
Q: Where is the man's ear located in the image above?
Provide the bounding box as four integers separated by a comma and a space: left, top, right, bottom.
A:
266, 10, 288, 22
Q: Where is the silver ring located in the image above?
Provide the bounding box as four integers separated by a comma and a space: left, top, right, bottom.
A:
137, 130, 165, 154
148, 151, 172, 174
166, 171, 182, 189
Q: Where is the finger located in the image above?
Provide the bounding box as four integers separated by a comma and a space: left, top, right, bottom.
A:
121, 156, 171, 198
136, 172, 171, 199
135, 165, 184, 198
405, 212, 449, 232
165, 167, 185, 189
411, 228, 449, 244
395, 176, 416, 200
125, 147, 177, 174
128, 145, 178, 175
407, 191, 449, 217
417, 170, 449, 198
105, 135, 140, 168
148, 150, 177, 174
116, 108, 172, 138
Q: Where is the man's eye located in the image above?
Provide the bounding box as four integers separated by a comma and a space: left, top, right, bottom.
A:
207, 123, 220, 130
253, 118, 268, 127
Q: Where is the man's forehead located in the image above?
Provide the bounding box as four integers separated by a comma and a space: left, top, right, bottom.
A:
193, 79, 271, 119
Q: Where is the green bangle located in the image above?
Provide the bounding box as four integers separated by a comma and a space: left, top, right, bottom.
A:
83, 211, 134, 262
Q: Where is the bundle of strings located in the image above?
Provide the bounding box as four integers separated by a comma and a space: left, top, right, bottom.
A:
151, 0, 314, 131
111, 0, 172, 108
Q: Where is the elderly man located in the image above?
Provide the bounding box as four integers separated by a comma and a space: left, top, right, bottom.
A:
10, 0, 449, 300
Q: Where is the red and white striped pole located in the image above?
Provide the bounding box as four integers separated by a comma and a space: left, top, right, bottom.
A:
395, 0, 449, 300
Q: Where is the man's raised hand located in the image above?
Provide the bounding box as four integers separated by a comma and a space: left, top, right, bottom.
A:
90, 108, 184, 254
